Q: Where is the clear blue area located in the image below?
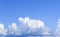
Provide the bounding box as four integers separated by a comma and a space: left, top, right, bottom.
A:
0, 0, 60, 32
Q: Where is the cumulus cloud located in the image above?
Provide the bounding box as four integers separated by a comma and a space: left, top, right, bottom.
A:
19, 17, 44, 29
41, 27, 50, 35
8, 23, 21, 35
8, 23, 17, 30
55, 19, 60, 36
0, 23, 7, 35
0, 17, 51, 36
18, 17, 50, 35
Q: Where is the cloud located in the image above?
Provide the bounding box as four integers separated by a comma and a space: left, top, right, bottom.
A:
0, 17, 51, 36
19, 17, 44, 29
0, 23, 7, 35
8, 23, 22, 35
55, 19, 60, 36
9, 23, 17, 30
18, 17, 50, 35
41, 27, 50, 35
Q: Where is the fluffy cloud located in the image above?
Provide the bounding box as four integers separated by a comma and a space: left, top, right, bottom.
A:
19, 17, 44, 29
8, 23, 17, 30
0, 23, 7, 35
0, 17, 51, 36
8, 23, 22, 35
18, 17, 50, 35
41, 27, 50, 35
55, 19, 60, 37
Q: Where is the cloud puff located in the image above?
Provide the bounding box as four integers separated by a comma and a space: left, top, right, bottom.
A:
19, 17, 44, 29
18, 17, 50, 35
41, 27, 50, 35
0, 23, 7, 35
0, 17, 51, 36
8, 23, 21, 35
55, 19, 60, 36
9, 23, 17, 30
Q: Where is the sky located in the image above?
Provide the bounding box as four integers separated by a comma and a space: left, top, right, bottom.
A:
0, 0, 60, 32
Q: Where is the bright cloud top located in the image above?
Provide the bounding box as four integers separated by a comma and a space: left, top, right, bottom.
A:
19, 17, 44, 29
18, 17, 50, 35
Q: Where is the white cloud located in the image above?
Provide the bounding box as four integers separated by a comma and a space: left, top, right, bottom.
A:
19, 17, 44, 29
18, 17, 50, 35
41, 27, 50, 35
55, 19, 60, 36
0, 17, 51, 36
0, 23, 7, 35
19, 17, 29, 25
9, 23, 17, 30
8, 23, 22, 35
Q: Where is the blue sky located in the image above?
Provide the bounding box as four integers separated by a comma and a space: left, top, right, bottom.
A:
0, 0, 60, 32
